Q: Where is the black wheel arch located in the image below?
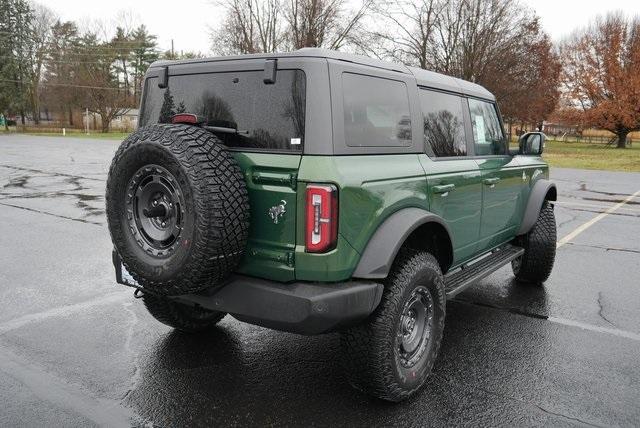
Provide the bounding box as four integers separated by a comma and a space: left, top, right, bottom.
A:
352, 208, 454, 279
517, 178, 557, 236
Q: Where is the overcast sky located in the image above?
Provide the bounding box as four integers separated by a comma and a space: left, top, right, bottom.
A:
44, 0, 640, 55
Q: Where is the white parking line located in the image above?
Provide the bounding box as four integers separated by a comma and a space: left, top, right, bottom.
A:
548, 316, 640, 342
555, 200, 640, 213
556, 190, 640, 248
0, 292, 129, 335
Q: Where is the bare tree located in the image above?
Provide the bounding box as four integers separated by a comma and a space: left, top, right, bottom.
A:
285, 0, 373, 50
371, 0, 441, 68
210, 0, 374, 54
210, 0, 285, 54
373, 0, 560, 129
75, 33, 131, 132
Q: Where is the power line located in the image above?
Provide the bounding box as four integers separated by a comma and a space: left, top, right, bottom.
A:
0, 55, 112, 65
0, 78, 127, 91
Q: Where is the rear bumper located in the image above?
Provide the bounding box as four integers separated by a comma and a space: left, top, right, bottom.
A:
113, 252, 382, 335
173, 276, 383, 335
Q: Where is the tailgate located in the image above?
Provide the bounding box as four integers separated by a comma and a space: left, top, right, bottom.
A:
232, 152, 301, 282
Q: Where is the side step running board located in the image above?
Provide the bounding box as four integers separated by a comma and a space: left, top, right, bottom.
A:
444, 244, 524, 298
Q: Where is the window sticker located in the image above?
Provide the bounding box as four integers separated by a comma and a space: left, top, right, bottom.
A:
475, 115, 487, 144
290, 138, 301, 145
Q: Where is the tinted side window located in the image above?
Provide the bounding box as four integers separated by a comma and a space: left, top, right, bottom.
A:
468, 99, 506, 156
419, 89, 467, 157
140, 70, 306, 152
342, 73, 411, 147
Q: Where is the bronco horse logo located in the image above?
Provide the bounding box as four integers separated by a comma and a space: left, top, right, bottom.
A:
268, 200, 287, 224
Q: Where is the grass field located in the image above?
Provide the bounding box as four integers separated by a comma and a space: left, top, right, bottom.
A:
1, 129, 129, 140
543, 140, 640, 172
26, 131, 130, 140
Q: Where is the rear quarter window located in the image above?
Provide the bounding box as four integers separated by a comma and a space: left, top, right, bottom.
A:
140, 70, 306, 152
419, 89, 467, 157
342, 73, 412, 147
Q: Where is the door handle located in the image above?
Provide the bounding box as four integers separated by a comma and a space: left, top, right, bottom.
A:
433, 184, 455, 194
483, 177, 500, 186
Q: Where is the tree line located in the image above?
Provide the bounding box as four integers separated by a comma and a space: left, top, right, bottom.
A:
1, 0, 639, 146
0, 0, 200, 132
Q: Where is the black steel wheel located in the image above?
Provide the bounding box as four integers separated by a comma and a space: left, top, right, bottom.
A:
397, 286, 434, 369
340, 249, 446, 402
126, 164, 186, 257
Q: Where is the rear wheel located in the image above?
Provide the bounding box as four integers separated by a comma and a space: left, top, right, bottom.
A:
340, 250, 446, 402
142, 294, 226, 332
512, 201, 557, 284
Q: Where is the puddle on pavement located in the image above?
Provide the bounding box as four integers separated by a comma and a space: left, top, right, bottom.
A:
3, 175, 29, 189
0, 171, 103, 219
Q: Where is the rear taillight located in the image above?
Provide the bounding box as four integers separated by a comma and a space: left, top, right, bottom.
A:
305, 184, 338, 253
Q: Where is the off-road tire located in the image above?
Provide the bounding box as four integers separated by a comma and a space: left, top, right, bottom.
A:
142, 294, 226, 332
106, 124, 249, 296
340, 250, 446, 402
512, 201, 556, 284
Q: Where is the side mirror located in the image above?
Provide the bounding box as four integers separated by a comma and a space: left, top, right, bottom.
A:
518, 132, 546, 155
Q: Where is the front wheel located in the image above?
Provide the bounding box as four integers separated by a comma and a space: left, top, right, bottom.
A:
340, 250, 446, 402
142, 294, 226, 332
512, 201, 557, 284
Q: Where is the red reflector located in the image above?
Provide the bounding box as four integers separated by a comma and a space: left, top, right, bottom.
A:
305, 184, 338, 253
171, 113, 199, 124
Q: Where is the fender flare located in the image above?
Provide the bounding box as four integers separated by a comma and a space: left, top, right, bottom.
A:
352, 208, 453, 279
517, 178, 557, 235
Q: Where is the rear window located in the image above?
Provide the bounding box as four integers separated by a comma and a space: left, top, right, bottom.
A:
342, 73, 412, 147
140, 70, 306, 152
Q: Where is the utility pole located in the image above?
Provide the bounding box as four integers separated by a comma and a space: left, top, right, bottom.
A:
171, 39, 175, 59
85, 108, 89, 135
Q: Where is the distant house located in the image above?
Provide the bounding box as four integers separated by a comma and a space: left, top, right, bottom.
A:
111, 108, 139, 131
542, 121, 580, 137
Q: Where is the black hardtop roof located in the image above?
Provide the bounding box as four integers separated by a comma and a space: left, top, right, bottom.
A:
150, 48, 494, 101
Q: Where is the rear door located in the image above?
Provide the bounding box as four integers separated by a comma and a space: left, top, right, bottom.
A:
418, 89, 483, 265
140, 61, 310, 281
467, 98, 525, 251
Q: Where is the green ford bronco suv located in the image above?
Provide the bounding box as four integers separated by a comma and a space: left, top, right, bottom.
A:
106, 48, 557, 402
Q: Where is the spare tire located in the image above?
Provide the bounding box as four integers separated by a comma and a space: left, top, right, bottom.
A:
106, 124, 249, 296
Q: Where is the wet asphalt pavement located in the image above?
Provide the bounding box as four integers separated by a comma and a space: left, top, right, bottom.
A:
1, 134, 639, 427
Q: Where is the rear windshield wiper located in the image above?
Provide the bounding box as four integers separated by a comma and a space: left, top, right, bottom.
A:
204, 125, 249, 135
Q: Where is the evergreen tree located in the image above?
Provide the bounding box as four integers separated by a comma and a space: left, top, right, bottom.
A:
159, 88, 175, 123
0, 0, 33, 127
131, 25, 159, 103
